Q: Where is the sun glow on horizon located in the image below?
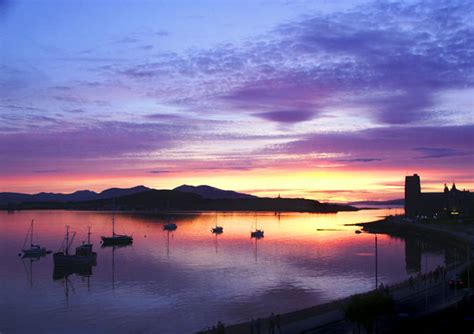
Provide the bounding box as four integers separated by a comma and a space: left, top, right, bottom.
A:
0, 0, 472, 203
2, 166, 472, 203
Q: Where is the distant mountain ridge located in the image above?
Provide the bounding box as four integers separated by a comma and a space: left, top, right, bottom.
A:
0, 185, 150, 205
173, 184, 256, 199
0, 184, 358, 213
348, 199, 404, 207
0, 185, 357, 213
2, 189, 357, 213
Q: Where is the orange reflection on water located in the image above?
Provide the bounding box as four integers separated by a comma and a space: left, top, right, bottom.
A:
3, 207, 434, 334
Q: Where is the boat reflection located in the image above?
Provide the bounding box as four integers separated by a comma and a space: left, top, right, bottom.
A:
252, 235, 262, 263
214, 233, 221, 254
21, 255, 43, 288
164, 229, 176, 258
53, 260, 96, 301
101, 243, 132, 290
53, 262, 96, 281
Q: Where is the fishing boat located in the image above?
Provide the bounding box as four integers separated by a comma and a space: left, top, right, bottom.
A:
250, 214, 264, 239
54, 226, 97, 266
21, 220, 49, 257
101, 209, 133, 245
211, 213, 223, 234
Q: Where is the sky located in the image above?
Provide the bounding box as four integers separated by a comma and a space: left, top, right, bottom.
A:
0, 0, 473, 201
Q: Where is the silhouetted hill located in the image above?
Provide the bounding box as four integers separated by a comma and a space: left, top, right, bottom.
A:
0, 185, 150, 205
348, 199, 404, 207
97, 186, 150, 199
174, 184, 256, 199
2, 189, 357, 213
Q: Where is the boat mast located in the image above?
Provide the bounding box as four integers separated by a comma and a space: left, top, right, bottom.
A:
65, 225, 69, 255
112, 246, 115, 291
30, 220, 34, 247
112, 199, 116, 236
30, 258, 33, 288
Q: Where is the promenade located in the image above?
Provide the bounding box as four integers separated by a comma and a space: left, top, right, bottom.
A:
201, 265, 471, 333
200, 217, 474, 334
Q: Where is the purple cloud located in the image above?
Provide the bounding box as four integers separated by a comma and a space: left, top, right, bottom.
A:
253, 110, 316, 123
115, 0, 473, 125
337, 158, 382, 163
0, 121, 178, 173
413, 147, 468, 159
276, 124, 474, 166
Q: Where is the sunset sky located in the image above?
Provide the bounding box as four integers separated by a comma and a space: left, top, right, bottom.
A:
1, 0, 473, 201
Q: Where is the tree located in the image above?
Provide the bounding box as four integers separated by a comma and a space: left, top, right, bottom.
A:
344, 290, 395, 333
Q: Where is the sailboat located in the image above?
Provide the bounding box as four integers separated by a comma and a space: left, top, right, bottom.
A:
250, 214, 264, 239
21, 220, 49, 257
54, 226, 97, 266
101, 209, 133, 245
211, 213, 223, 234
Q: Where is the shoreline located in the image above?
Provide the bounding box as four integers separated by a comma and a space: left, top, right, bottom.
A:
204, 215, 474, 333
356, 215, 474, 245
1, 207, 358, 214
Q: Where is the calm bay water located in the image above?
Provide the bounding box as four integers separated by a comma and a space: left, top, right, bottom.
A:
0, 209, 450, 333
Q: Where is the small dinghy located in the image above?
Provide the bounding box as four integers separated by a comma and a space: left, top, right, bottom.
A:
211, 226, 224, 234
163, 222, 177, 231
250, 229, 264, 238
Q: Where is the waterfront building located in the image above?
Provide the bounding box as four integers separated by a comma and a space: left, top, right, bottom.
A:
404, 174, 474, 217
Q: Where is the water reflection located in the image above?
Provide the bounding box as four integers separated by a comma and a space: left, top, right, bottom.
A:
53, 263, 95, 281
252, 237, 262, 264
0, 209, 465, 333
101, 244, 132, 291
214, 233, 221, 254
21, 255, 44, 288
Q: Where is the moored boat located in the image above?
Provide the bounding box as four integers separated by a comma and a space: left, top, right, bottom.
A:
211, 213, 223, 234
101, 234, 133, 244
250, 229, 264, 238
250, 214, 264, 239
54, 226, 97, 267
163, 222, 177, 231
101, 209, 133, 245
211, 226, 224, 234
21, 220, 50, 257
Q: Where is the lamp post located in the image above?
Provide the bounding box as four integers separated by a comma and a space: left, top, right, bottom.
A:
375, 233, 378, 289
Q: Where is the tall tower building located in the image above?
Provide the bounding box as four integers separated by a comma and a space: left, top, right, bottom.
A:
405, 174, 421, 217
